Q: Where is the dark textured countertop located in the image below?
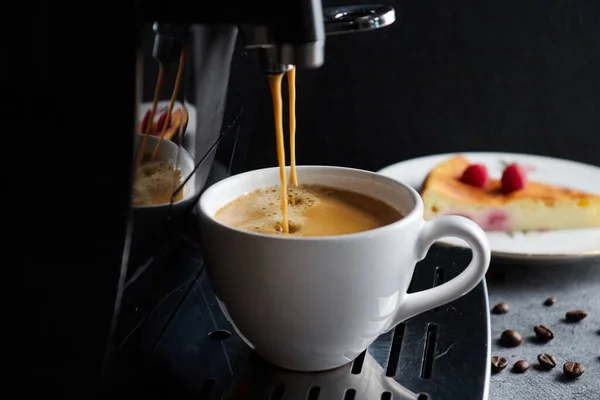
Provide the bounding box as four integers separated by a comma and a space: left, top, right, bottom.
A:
487, 258, 600, 400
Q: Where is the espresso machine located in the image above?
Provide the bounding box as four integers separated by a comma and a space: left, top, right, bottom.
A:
23, 1, 490, 398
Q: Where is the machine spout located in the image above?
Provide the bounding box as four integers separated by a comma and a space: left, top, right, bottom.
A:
152, 23, 189, 64
246, 4, 396, 74
144, 1, 395, 74
249, 38, 323, 74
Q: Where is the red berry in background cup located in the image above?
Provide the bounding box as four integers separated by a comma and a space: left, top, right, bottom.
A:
141, 110, 151, 133
156, 112, 168, 133
501, 163, 527, 193
460, 164, 489, 188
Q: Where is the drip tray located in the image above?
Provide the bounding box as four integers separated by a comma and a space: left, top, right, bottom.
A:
107, 227, 491, 400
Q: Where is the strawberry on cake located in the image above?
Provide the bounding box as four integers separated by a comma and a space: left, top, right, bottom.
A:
421, 155, 600, 232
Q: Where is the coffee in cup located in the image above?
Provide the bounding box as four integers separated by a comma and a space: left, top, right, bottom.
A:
133, 159, 183, 206
215, 184, 403, 237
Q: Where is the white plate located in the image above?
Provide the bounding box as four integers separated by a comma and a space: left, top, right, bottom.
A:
378, 152, 600, 261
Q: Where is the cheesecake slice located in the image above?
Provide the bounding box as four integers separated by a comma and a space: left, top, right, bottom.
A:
421, 155, 600, 232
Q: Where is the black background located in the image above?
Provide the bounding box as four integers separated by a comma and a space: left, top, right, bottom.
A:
144, 0, 600, 172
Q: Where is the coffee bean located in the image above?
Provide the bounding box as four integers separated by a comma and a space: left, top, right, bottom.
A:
492, 303, 510, 314
537, 353, 557, 369
543, 297, 556, 306
563, 361, 585, 378
512, 360, 530, 373
534, 325, 554, 341
500, 329, 522, 347
491, 356, 508, 373
565, 310, 588, 322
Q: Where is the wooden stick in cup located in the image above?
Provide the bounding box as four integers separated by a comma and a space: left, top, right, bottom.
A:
152, 45, 187, 159
137, 62, 165, 171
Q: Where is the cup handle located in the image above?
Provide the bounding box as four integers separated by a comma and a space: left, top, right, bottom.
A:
393, 216, 491, 324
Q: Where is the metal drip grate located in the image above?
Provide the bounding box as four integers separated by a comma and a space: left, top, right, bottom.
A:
106, 220, 491, 400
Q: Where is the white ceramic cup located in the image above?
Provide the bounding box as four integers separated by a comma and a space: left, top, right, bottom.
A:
199, 166, 491, 372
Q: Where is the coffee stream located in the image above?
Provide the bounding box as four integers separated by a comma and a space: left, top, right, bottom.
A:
152, 46, 187, 159
137, 62, 165, 172
268, 73, 290, 232
268, 67, 298, 234
287, 67, 298, 186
